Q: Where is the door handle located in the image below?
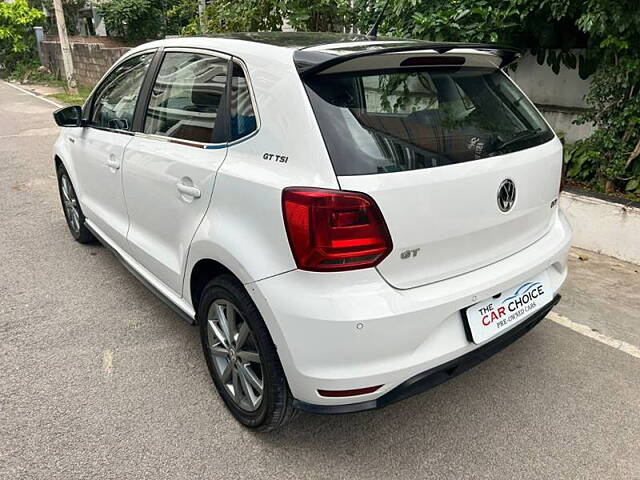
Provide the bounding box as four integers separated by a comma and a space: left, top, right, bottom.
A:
106, 155, 120, 170
177, 181, 201, 199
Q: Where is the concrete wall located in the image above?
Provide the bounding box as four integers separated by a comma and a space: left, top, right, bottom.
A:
537, 107, 594, 144
560, 191, 640, 265
511, 51, 591, 108
41, 39, 130, 87
509, 50, 594, 143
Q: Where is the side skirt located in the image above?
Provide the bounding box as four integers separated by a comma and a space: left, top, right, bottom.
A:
85, 220, 196, 325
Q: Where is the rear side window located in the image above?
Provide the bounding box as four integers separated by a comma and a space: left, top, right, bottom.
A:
304, 67, 554, 175
144, 52, 228, 143
90, 52, 153, 131
229, 61, 257, 141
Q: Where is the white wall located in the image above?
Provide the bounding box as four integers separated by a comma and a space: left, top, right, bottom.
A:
537, 107, 594, 143
509, 50, 594, 143
510, 50, 591, 108
560, 192, 640, 265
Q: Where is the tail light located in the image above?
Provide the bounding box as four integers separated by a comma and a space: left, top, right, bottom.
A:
282, 187, 392, 272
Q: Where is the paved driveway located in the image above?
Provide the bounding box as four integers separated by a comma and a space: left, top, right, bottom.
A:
1, 81, 639, 479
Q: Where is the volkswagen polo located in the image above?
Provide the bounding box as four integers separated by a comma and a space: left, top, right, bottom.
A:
53, 32, 572, 431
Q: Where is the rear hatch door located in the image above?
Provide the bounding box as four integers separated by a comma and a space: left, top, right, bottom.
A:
302, 47, 561, 289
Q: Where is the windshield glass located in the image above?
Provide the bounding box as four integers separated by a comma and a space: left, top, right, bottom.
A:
304, 67, 554, 175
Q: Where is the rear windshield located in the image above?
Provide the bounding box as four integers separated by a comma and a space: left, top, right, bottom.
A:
304, 67, 554, 175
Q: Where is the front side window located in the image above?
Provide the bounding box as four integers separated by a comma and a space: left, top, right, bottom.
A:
90, 52, 153, 131
229, 61, 257, 141
305, 67, 554, 175
144, 52, 228, 143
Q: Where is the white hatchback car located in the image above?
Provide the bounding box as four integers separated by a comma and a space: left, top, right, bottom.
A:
53, 32, 572, 430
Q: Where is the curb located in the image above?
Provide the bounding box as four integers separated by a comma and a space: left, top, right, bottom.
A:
564, 187, 640, 210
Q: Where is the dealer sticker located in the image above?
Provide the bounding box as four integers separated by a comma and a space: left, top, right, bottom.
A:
465, 272, 552, 344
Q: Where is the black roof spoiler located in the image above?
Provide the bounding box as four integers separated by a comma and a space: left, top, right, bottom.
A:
295, 42, 523, 77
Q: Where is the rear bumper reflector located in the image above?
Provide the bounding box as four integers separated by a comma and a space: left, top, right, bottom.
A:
317, 385, 382, 398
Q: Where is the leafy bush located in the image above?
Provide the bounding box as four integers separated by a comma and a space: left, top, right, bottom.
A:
193, 0, 283, 34
0, 0, 44, 72
570, 1, 640, 194
286, 0, 355, 32
564, 139, 599, 181
166, 0, 198, 36
98, 0, 164, 42
180, 0, 357, 35
569, 60, 640, 194
7, 58, 59, 83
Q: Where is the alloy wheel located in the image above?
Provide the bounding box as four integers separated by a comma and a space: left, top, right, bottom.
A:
206, 299, 264, 412
60, 174, 81, 234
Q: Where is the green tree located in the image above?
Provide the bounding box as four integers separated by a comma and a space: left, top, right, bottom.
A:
286, 0, 356, 32
98, 0, 165, 42
192, 0, 283, 34
0, 0, 44, 71
180, 0, 360, 35
49, 0, 87, 36
166, 0, 198, 36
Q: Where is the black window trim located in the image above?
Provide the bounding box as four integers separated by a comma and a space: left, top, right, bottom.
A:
85, 48, 160, 136
227, 55, 261, 146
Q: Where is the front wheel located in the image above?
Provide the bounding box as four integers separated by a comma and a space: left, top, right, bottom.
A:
198, 275, 296, 431
56, 165, 94, 243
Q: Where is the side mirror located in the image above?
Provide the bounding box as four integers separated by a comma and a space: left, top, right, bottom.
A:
53, 106, 84, 127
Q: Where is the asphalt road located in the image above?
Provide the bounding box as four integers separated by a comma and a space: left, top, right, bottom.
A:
1, 80, 639, 480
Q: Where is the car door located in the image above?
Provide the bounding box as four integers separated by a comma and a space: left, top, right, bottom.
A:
72, 51, 156, 248
122, 49, 230, 295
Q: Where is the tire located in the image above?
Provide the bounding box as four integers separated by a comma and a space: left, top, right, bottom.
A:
198, 274, 296, 431
56, 164, 94, 244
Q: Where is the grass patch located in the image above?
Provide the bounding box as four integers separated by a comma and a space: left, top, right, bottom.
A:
49, 86, 92, 106
7, 59, 62, 86
4, 59, 91, 105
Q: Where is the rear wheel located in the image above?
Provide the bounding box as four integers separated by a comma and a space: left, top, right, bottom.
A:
56, 165, 94, 243
198, 275, 296, 431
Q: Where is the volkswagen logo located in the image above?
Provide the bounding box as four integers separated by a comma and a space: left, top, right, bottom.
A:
497, 179, 516, 212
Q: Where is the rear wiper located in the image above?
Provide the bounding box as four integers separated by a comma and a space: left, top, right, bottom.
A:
491, 129, 543, 154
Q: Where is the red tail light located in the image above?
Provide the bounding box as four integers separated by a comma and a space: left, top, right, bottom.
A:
282, 187, 392, 272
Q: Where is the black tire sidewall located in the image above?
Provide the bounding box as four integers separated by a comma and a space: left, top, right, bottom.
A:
56, 165, 93, 243
198, 276, 285, 429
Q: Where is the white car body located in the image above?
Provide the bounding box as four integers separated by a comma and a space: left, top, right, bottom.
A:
54, 33, 572, 414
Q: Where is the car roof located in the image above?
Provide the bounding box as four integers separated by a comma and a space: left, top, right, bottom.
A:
131, 33, 521, 74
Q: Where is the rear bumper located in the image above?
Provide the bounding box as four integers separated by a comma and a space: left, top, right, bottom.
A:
247, 209, 572, 409
294, 294, 560, 414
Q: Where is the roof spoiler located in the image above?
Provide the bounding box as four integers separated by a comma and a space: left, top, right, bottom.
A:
295, 42, 523, 77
